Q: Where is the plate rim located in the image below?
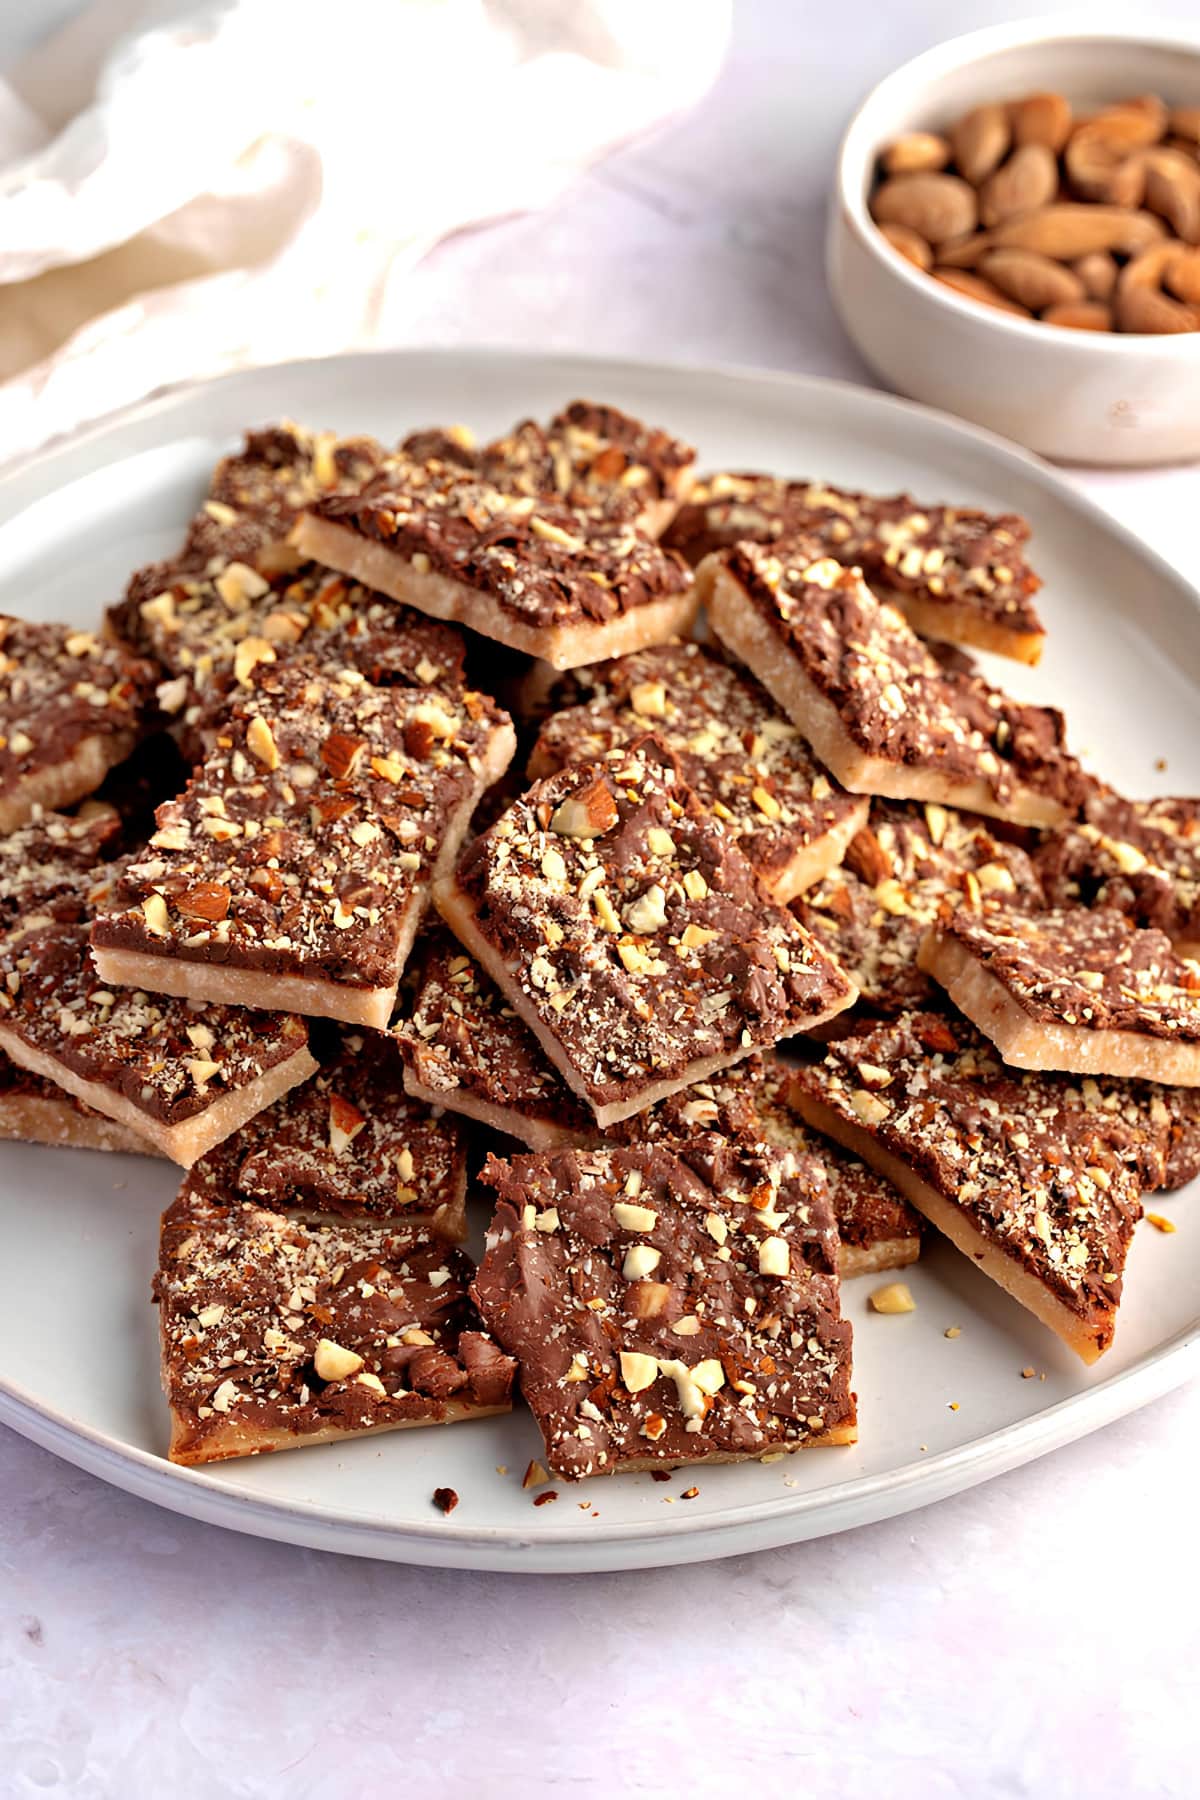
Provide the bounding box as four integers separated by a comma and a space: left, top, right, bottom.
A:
1, 1312, 1197, 1572
2, 343, 1198, 1572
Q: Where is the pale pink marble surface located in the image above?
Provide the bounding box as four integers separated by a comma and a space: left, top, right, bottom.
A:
3, 2, 1199, 1794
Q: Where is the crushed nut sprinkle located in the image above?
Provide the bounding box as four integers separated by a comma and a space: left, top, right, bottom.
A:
0, 808, 122, 940
397, 927, 597, 1142
236, 1032, 468, 1238
1036, 788, 1200, 955
474, 399, 696, 529
473, 1137, 854, 1478
795, 797, 1044, 1016
529, 640, 866, 902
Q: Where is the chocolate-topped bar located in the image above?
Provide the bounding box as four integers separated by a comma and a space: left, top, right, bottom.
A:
0, 1053, 159, 1157
472, 1136, 856, 1478
111, 555, 466, 763
620, 1053, 923, 1278
292, 458, 697, 671
0, 617, 159, 834
1036, 789, 1200, 960
699, 541, 1087, 827
1039, 1075, 1200, 1195
664, 473, 1045, 663
920, 906, 1200, 1085
435, 741, 856, 1127
399, 927, 596, 1149
156, 1181, 515, 1465
0, 923, 316, 1165
90, 665, 516, 1028
789, 1011, 1163, 1361
128, 424, 391, 605
236, 1032, 469, 1241
796, 799, 1044, 1019
733, 1057, 922, 1279
527, 640, 868, 904
0, 808, 121, 940
479, 400, 696, 538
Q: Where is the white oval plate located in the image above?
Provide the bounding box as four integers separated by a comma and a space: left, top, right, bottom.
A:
1, 349, 1197, 1572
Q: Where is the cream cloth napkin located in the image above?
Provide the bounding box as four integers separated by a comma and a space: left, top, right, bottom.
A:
0, 0, 731, 464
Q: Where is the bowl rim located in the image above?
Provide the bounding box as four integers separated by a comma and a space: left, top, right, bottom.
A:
835, 15, 1200, 354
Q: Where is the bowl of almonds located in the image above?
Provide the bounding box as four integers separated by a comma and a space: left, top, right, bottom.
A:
829, 21, 1200, 464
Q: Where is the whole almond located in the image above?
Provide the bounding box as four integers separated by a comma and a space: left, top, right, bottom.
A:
951, 103, 1010, 185
933, 268, 1031, 316
879, 220, 933, 271
871, 172, 977, 244
1071, 251, 1118, 299
1142, 148, 1200, 244
1116, 284, 1199, 334
1116, 94, 1169, 139
883, 132, 951, 176
1011, 91, 1072, 153
979, 144, 1058, 226
1169, 106, 1200, 144
1165, 247, 1200, 305
1066, 121, 1153, 203
980, 249, 1084, 311
933, 233, 991, 269
1065, 101, 1166, 203
1119, 241, 1187, 291
987, 205, 1166, 258
1116, 244, 1198, 333
1041, 301, 1113, 332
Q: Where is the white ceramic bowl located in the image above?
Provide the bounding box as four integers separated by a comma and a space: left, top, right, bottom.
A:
828, 20, 1200, 465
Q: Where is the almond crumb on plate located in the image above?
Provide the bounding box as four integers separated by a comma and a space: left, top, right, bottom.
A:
870, 1281, 916, 1314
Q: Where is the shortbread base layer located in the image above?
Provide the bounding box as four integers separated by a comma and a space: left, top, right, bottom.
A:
87, 946, 402, 1030
0, 1026, 318, 1167
840, 1235, 922, 1280
434, 875, 854, 1127
401, 1066, 590, 1152
91, 721, 515, 1028
702, 562, 1070, 830
0, 1092, 161, 1157
0, 729, 136, 836
166, 1398, 511, 1465
919, 932, 1200, 1087
880, 587, 1045, 668
792, 1090, 1113, 1362
293, 515, 699, 672
759, 797, 871, 906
